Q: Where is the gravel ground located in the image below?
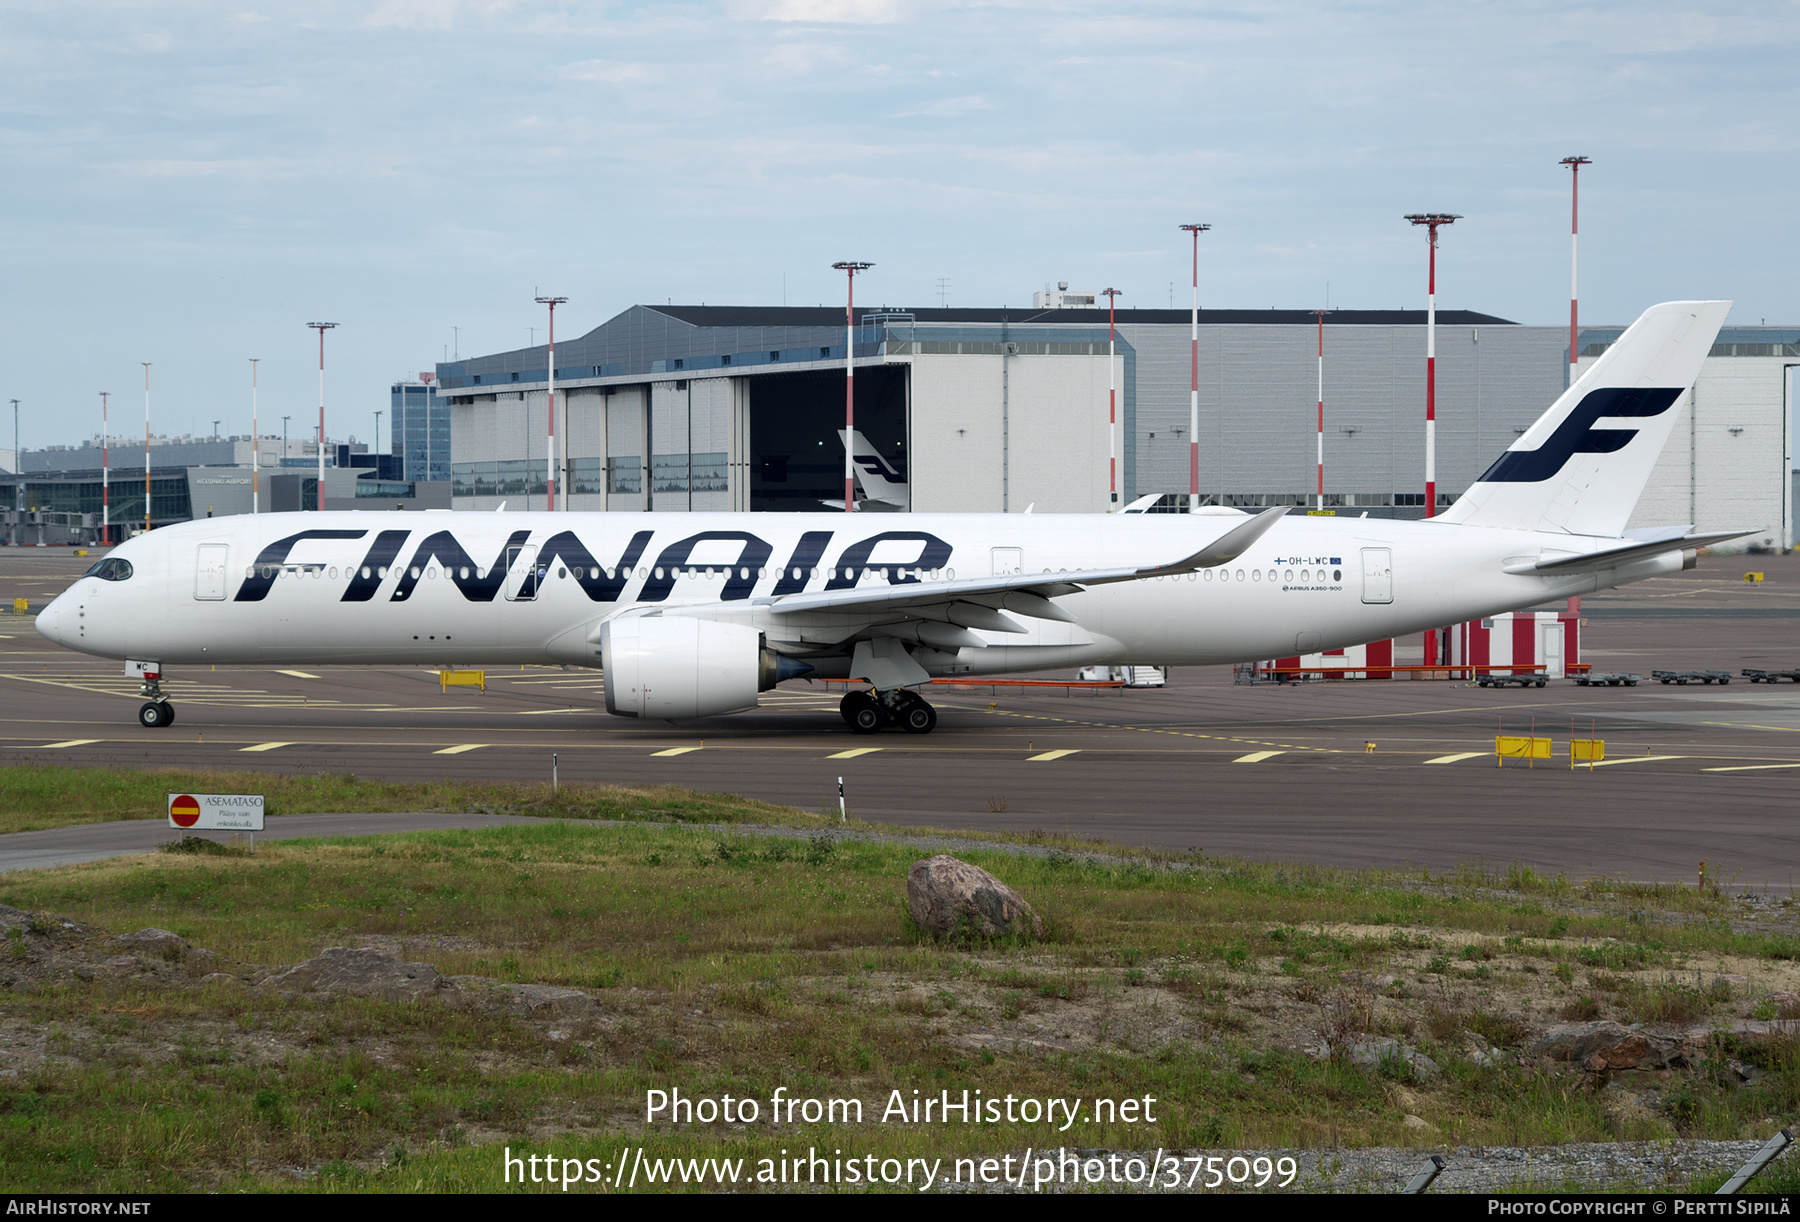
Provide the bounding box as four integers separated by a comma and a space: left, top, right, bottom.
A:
935, 1140, 1781, 1193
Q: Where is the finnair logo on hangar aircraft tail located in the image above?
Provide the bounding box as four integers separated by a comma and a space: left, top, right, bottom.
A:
1477, 387, 1682, 484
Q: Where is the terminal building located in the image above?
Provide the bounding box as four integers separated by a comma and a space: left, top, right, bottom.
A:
437, 298, 1797, 550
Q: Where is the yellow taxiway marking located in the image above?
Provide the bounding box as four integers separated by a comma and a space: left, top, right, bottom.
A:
1589, 755, 1686, 768
1027, 749, 1080, 761
1424, 752, 1490, 765
827, 747, 882, 759
434, 744, 487, 755
1703, 762, 1800, 773
651, 746, 703, 757
276, 670, 320, 679
239, 742, 296, 753
1233, 750, 1285, 763
42, 739, 100, 749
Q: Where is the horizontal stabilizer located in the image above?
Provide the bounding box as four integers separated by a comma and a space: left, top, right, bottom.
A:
1503, 529, 1758, 575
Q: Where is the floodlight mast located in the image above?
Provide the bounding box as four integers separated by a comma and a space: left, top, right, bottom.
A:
307, 323, 338, 511
536, 296, 568, 510
831, 261, 874, 513
141, 363, 152, 533
1313, 309, 1327, 512
1102, 287, 1121, 509
1561, 156, 1592, 377
1403, 214, 1459, 518
99, 392, 109, 543
249, 359, 259, 515
1179, 224, 1210, 512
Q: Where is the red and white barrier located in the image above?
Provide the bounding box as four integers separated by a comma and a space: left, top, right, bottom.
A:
1270, 638, 1395, 680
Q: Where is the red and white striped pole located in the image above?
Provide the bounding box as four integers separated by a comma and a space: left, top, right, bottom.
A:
831, 261, 873, 513
1313, 308, 1326, 512
1561, 157, 1591, 378
1103, 287, 1120, 509
1180, 224, 1209, 512
536, 295, 567, 511
1404, 215, 1458, 518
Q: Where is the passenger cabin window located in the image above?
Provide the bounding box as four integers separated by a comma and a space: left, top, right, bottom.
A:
85, 558, 133, 582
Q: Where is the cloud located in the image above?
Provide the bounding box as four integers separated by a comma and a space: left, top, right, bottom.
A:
564, 59, 658, 85
741, 0, 903, 24
900, 95, 994, 118
364, 0, 517, 31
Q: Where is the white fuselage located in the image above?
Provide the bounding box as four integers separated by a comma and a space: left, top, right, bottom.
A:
37, 509, 1674, 677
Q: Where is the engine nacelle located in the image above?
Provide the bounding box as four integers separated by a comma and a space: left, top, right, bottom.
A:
600, 616, 776, 720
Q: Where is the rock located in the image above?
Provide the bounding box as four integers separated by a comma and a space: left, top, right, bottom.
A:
907, 855, 1042, 940
1528, 1021, 1685, 1071
258, 947, 444, 1001
503, 984, 594, 1013
1335, 1037, 1440, 1079
1403, 1114, 1435, 1132
116, 928, 191, 955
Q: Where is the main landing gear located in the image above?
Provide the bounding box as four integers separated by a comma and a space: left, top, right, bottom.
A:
137, 670, 176, 729
839, 688, 938, 735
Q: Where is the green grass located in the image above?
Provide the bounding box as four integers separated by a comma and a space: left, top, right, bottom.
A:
3, 769, 1800, 1191
0, 762, 824, 835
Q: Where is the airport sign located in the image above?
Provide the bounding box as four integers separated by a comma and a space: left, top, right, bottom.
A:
167, 793, 265, 831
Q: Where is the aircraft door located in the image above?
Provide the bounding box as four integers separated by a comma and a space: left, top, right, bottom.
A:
504, 544, 542, 601
194, 544, 229, 601
1360, 548, 1392, 604
991, 548, 1023, 576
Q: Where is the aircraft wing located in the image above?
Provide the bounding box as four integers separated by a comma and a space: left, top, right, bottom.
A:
1502, 529, 1758, 575
755, 506, 1289, 618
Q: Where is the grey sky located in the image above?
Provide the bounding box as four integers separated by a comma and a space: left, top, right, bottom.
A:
3, 0, 1796, 451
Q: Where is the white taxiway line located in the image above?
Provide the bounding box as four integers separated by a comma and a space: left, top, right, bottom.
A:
239, 742, 296, 753
1423, 752, 1490, 765
41, 739, 100, 749
434, 744, 487, 755
651, 747, 703, 757
1232, 750, 1285, 764
1588, 755, 1686, 768
276, 670, 320, 679
827, 748, 882, 759
1703, 762, 1800, 773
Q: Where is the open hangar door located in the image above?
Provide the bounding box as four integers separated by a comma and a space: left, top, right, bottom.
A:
748, 366, 907, 511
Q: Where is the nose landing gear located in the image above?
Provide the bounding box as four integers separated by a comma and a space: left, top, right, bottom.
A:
839, 687, 937, 734
136, 669, 175, 729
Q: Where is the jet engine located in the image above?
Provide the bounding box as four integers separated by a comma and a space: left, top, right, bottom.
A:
600, 616, 786, 720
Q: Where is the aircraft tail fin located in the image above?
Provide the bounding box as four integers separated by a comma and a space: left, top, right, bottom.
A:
839, 429, 908, 508
1436, 300, 1730, 537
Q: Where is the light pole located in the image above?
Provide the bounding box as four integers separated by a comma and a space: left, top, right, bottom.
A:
1179, 224, 1210, 512
249, 359, 260, 514
100, 392, 109, 543
1404, 214, 1459, 518
8, 399, 16, 547
141, 363, 152, 533
1405, 212, 1459, 670
1102, 287, 1121, 508
536, 295, 567, 511
307, 323, 337, 511
212, 420, 220, 441
831, 261, 874, 513
1313, 308, 1327, 512
374, 410, 382, 468
1561, 156, 1591, 380
282, 416, 290, 477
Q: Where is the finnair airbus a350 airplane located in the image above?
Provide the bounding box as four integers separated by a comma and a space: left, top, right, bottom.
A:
38, 301, 1746, 735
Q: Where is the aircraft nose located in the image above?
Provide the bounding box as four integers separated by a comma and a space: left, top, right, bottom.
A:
35, 595, 64, 645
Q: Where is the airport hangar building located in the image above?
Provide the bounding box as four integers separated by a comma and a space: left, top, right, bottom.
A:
437, 304, 1798, 550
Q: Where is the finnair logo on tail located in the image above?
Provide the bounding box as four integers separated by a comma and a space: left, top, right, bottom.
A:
1477, 387, 1683, 484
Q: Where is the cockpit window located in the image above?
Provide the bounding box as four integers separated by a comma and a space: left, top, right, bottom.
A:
84, 558, 133, 582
